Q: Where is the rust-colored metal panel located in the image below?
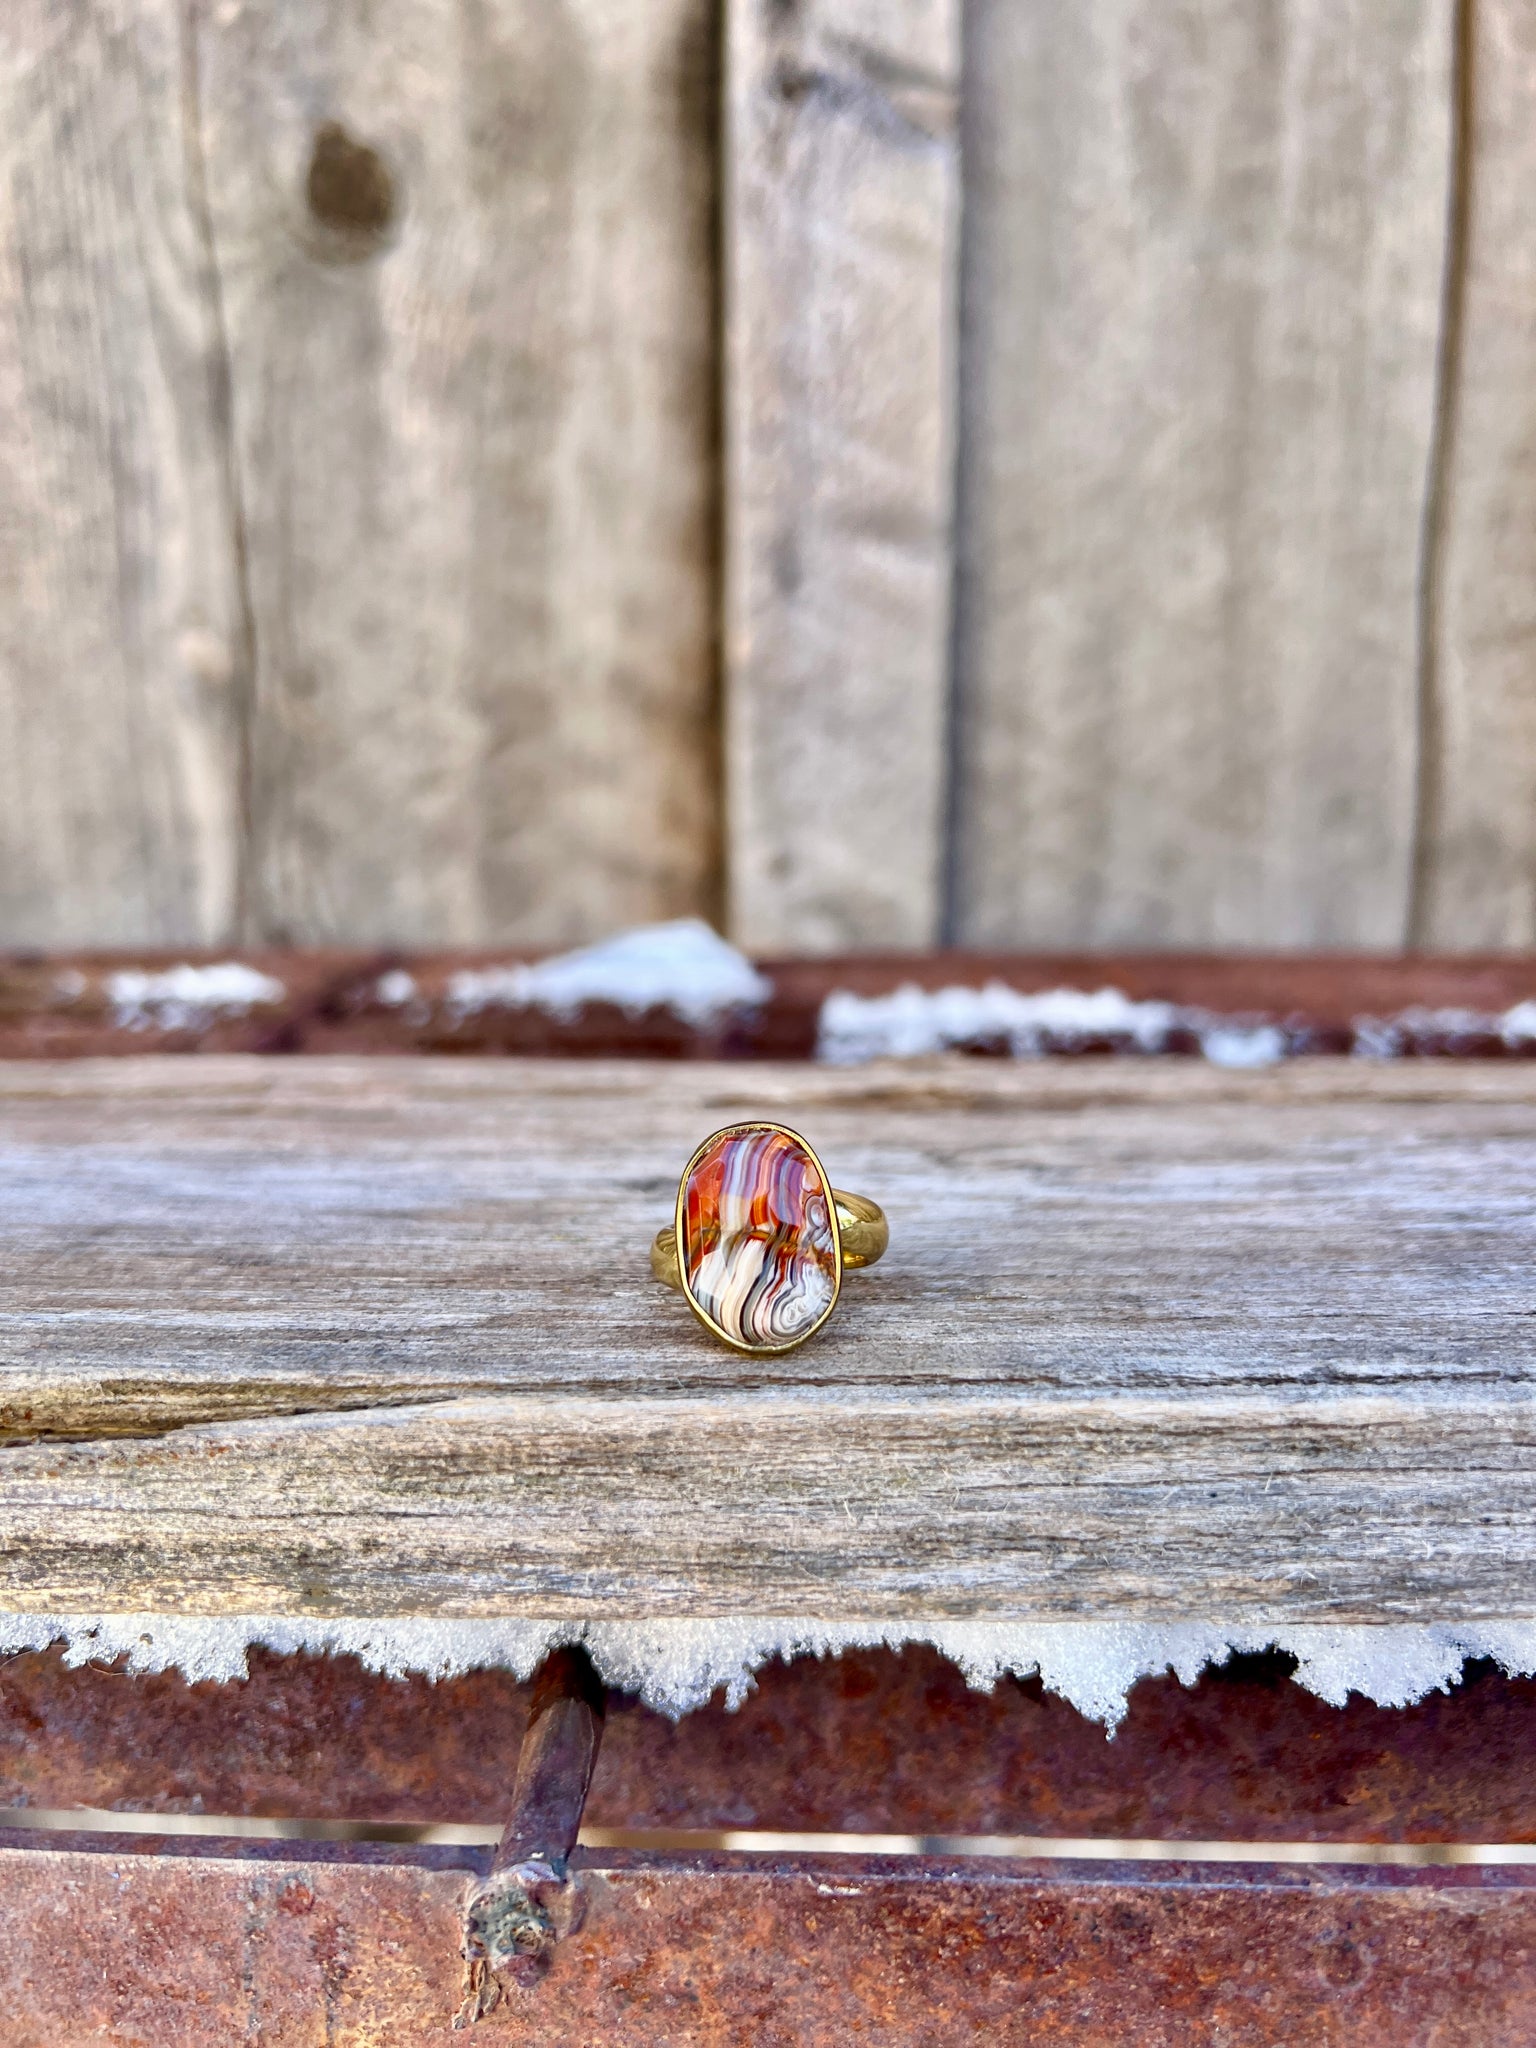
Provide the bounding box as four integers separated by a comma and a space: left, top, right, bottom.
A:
6, 948, 1536, 1058
0, 1837, 1528, 2044
596, 1645, 1536, 1843
0, 1833, 474, 2045
2, 1645, 1534, 1842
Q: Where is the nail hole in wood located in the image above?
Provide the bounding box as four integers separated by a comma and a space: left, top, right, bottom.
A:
305, 120, 396, 260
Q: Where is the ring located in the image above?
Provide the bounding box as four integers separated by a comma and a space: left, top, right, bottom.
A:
650, 1121, 888, 1353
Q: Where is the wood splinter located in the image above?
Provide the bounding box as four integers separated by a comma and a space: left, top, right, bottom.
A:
455, 1646, 607, 2026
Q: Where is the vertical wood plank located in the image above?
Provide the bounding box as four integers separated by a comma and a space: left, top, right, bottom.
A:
725, 0, 960, 953
0, 2, 245, 947
1413, 0, 1536, 947
194, 0, 719, 946
953, 0, 1453, 951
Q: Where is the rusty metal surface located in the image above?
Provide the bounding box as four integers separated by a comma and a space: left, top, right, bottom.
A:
0, 1836, 1528, 2044
1, 1644, 1534, 1842
602, 1645, 1536, 1844
0, 1831, 477, 2045
7, 948, 1536, 1058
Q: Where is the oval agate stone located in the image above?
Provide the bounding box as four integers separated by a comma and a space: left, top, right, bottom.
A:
681, 1126, 838, 1349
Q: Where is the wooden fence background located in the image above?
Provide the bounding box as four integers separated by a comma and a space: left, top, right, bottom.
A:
0, 0, 1528, 957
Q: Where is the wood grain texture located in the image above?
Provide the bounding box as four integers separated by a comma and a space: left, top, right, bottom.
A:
1413, 0, 1536, 947
725, 0, 960, 952
2, 1056, 1536, 1618
193, 0, 720, 947
952, 0, 1453, 950
0, 3, 245, 947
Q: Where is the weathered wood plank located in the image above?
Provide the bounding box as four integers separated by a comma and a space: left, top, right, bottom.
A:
2, 1057, 1535, 1617
0, 3, 245, 947
952, 0, 1453, 949
1413, 0, 1536, 946
194, 0, 719, 945
5, 1388, 1532, 1617
725, 0, 960, 951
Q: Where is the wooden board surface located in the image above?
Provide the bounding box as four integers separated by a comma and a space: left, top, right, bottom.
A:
2, 1056, 1535, 1618
951, 0, 1453, 950
0, 1, 718, 952
725, 0, 960, 951
1413, 0, 1536, 947
198, 0, 719, 947
10, 4, 1536, 965
11, 6, 1536, 967
0, 2, 245, 948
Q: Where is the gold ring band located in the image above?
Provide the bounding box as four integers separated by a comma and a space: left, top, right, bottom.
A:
650, 1121, 888, 1353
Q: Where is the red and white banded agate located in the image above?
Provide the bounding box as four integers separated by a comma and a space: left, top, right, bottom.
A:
680, 1125, 838, 1349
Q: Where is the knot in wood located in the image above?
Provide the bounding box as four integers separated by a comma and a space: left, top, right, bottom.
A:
305, 121, 396, 260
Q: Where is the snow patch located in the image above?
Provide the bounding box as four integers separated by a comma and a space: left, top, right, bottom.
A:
106, 964, 286, 1033
1500, 1000, 1536, 1045
1198, 1023, 1289, 1070
1352, 1003, 1536, 1058
818, 984, 1179, 1063
445, 921, 770, 1029
818, 982, 1536, 1066
5, 1615, 1533, 1730
374, 969, 419, 1007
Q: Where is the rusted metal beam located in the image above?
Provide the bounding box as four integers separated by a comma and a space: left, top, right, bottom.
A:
1, 1644, 1533, 1843
0, 1835, 1527, 2043
6, 947, 1536, 1058
604, 1644, 1536, 1844
458, 1646, 605, 2022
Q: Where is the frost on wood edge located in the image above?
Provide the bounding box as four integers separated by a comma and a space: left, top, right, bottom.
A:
0, 1617, 1532, 1729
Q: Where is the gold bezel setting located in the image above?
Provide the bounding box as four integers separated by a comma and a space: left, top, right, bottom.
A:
672, 1120, 843, 1355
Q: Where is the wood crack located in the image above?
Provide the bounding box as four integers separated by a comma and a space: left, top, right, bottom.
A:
1408, 0, 1476, 947
0, 1383, 472, 1449
176, 0, 259, 943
